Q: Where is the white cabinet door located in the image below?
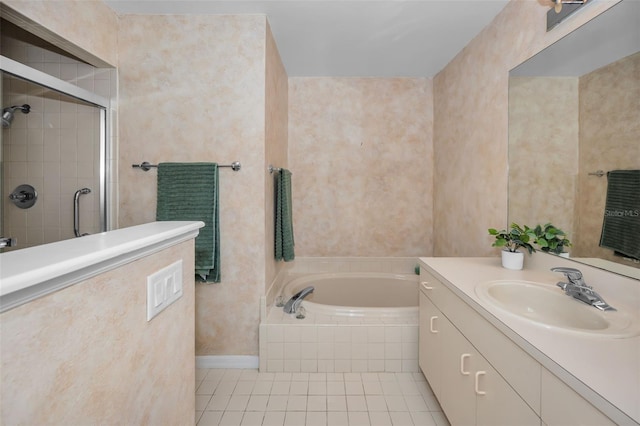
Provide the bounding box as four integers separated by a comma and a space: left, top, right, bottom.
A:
440, 316, 476, 426
439, 316, 539, 426
419, 291, 442, 398
475, 355, 540, 426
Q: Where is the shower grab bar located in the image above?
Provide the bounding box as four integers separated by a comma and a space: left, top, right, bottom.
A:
74, 188, 91, 237
132, 161, 241, 172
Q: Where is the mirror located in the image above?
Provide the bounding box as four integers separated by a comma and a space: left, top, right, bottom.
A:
508, 0, 640, 279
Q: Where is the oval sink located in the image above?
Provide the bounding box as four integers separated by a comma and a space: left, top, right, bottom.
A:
475, 280, 638, 338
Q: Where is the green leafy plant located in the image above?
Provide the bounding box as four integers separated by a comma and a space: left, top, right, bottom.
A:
533, 223, 571, 254
488, 223, 537, 254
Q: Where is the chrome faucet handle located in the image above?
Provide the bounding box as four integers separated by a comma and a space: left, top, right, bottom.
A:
551, 267, 588, 287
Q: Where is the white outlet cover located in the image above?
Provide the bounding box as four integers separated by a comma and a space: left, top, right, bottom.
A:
146, 259, 183, 321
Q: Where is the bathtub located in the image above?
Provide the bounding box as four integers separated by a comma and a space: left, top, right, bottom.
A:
281, 272, 419, 317
261, 266, 420, 373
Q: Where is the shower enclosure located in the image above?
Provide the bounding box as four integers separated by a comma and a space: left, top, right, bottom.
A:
1, 57, 110, 251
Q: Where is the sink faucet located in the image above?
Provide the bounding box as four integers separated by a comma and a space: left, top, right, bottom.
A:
551, 267, 615, 311
283, 286, 314, 314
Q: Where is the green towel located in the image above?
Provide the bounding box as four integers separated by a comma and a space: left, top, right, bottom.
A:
275, 168, 295, 261
599, 169, 640, 260
156, 163, 220, 282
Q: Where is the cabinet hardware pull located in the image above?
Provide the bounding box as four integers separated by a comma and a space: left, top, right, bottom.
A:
475, 371, 486, 395
421, 281, 433, 290
429, 316, 438, 333
460, 354, 471, 375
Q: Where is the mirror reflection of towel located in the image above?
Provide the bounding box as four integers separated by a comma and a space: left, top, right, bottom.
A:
599, 170, 640, 260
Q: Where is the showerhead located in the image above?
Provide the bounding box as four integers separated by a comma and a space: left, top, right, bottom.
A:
2, 104, 31, 128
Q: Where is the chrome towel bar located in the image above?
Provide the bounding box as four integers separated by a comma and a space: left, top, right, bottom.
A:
132, 161, 241, 172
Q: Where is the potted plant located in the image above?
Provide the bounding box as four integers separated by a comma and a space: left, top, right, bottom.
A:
533, 223, 571, 257
488, 223, 537, 270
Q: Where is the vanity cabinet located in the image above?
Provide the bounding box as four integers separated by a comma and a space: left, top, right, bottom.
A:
541, 369, 616, 426
419, 268, 540, 426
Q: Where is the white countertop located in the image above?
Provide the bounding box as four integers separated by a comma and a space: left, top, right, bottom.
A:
419, 256, 640, 425
0, 221, 203, 312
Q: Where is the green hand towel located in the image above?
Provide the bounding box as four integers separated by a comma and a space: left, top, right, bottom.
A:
599, 169, 640, 260
275, 168, 295, 262
156, 162, 220, 282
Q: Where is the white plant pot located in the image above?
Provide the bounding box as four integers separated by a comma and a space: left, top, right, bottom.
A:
501, 250, 524, 270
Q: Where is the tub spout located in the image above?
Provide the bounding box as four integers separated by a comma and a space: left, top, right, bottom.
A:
283, 286, 314, 314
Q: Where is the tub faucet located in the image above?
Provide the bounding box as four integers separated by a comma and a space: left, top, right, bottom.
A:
551, 267, 615, 311
283, 286, 314, 314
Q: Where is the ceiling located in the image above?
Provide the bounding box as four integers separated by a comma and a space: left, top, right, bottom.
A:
103, 0, 509, 77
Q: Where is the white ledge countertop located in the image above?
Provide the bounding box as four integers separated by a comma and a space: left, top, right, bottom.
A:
0, 221, 204, 313
419, 256, 640, 426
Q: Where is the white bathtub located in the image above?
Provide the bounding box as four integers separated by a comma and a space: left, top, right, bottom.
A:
280, 272, 419, 317
262, 263, 421, 373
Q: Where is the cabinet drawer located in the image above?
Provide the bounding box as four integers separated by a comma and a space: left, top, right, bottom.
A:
419, 267, 445, 306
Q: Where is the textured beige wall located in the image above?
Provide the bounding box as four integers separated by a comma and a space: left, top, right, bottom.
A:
433, 0, 620, 257
265, 23, 289, 291
0, 241, 195, 424
576, 53, 640, 262
509, 77, 579, 238
1, 0, 117, 66
117, 15, 268, 356
288, 78, 433, 257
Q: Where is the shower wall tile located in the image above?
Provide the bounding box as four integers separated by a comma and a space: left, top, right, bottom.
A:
288, 78, 433, 257
118, 15, 270, 357
432, 0, 620, 256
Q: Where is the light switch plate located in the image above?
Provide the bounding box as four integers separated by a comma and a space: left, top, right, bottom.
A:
146, 259, 183, 321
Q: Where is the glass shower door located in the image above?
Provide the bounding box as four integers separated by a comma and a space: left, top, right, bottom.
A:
1, 70, 106, 251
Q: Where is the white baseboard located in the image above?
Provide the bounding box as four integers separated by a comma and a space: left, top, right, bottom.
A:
196, 355, 259, 369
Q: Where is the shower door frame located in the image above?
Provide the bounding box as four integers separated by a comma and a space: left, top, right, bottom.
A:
0, 55, 111, 236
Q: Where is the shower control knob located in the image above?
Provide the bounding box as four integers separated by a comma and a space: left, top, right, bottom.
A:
9, 192, 31, 201
8, 184, 37, 209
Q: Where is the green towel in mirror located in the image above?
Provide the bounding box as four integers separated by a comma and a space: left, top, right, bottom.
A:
599, 169, 640, 260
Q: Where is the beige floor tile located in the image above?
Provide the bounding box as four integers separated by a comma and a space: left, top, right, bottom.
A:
368, 411, 392, 426
266, 395, 288, 412
348, 411, 370, 426
239, 411, 263, 426
219, 410, 243, 426
328, 411, 349, 426
198, 411, 223, 426
284, 411, 306, 426
246, 395, 269, 412
262, 411, 285, 426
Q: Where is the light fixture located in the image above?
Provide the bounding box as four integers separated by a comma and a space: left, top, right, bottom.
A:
544, 0, 588, 14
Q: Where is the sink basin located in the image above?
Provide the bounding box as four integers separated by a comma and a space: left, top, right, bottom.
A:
475, 280, 638, 338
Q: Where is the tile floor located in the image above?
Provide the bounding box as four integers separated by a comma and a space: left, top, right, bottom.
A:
195, 369, 450, 426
